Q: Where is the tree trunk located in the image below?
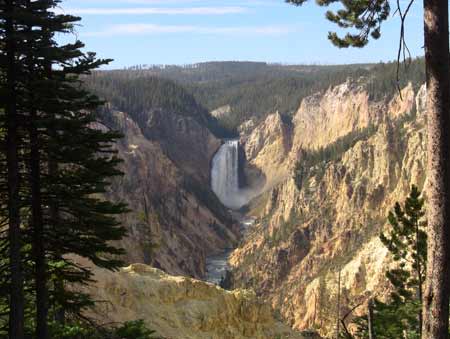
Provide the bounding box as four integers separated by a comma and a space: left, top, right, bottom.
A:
45, 60, 65, 325
29, 110, 48, 339
422, 0, 450, 338
336, 270, 341, 339
49, 142, 65, 325
368, 299, 375, 339
415, 218, 423, 338
5, 1, 25, 338
25, 4, 49, 335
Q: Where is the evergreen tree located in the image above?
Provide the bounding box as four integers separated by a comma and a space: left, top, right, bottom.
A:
22, 1, 49, 335
1, 1, 27, 337
353, 186, 427, 338
1, 1, 129, 337
380, 185, 426, 336
30, 14, 128, 334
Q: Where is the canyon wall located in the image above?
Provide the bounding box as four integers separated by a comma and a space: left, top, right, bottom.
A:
84, 263, 305, 339
232, 80, 426, 335
101, 107, 238, 279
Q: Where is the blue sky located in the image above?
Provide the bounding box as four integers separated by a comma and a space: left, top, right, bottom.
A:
57, 0, 424, 69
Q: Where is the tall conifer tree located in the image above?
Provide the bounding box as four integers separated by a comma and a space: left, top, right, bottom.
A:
1, 1, 128, 337
353, 186, 427, 338
1, 1, 26, 337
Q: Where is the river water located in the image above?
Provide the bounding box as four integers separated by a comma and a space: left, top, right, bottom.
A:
207, 140, 257, 284
205, 216, 255, 285
206, 140, 248, 284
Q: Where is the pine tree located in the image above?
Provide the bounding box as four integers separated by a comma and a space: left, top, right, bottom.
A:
1, 1, 27, 337
353, 186, 427, 338
1, 1, 129, 337
29, 10, 128, 329
380, 185, 426, 336
22, 1, 49, 335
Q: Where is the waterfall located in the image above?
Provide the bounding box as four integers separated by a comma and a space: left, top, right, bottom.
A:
211, 140, 254, 210
211, 140, 240, 209
207, 141, 258, 284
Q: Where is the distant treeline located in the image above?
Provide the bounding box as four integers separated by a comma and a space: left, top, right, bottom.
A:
183, 58, 425, 130
88, 58, 425, 132
119, 61, 368, 83
84, 73, 235, 138
365, 58, 425, 100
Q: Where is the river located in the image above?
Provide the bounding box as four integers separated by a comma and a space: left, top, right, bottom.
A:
207, 140, 256, 284
205, 216, 255, 285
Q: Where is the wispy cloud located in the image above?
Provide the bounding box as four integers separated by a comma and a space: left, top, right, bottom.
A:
86, 23, 300, 36
56, 6, 246, 15
69, 0, 280, 5
72, 0, 206, 3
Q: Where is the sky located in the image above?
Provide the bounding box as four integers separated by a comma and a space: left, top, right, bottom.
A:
57, 0, 424, 69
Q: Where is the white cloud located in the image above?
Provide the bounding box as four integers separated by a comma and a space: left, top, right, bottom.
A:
55, 6, 246, 15
86, 23, 300, 36
69, 0, 279, 5
74, 0, 206, 3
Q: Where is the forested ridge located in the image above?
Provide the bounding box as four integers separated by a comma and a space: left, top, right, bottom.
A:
85, 73, 233, 137
91, 58, 425, 131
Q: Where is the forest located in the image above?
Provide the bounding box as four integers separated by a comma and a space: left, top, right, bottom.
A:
84, 73, 231, 138
89, 58, 425, 132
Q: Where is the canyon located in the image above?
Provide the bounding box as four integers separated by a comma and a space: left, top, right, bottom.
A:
84, 75, 307, 338
100, 104, 238, 279
83, 64, 427, 337
231, 80, 426, 336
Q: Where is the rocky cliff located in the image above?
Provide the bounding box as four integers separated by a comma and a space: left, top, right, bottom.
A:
85, 263, 305, 339
231, 80, 427, 335
241, 112, 292, 190
101, 106, 238, 279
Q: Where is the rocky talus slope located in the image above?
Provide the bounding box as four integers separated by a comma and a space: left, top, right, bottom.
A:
85, 263, 305, 339
101, 108, 238, 278
231, 80, 427, 335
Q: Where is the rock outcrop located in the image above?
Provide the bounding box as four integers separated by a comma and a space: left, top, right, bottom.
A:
142, 107, 221, 184
86, 264, 305, 339
231, 82, 426, 335
290, 79, 373, 151
211, 105, 232, 120
241, 112, 292, 189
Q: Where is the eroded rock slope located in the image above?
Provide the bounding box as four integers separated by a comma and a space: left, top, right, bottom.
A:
85, 264, 305, 339
231, 81, 426, 335
101, 107, 237, 279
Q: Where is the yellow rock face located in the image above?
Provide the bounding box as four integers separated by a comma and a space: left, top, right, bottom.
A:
291, 79, 372, 151
242, 112, 292, 190
85, 264, 305, 339
104, 109, 237, 278
232, 82, 427, 336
